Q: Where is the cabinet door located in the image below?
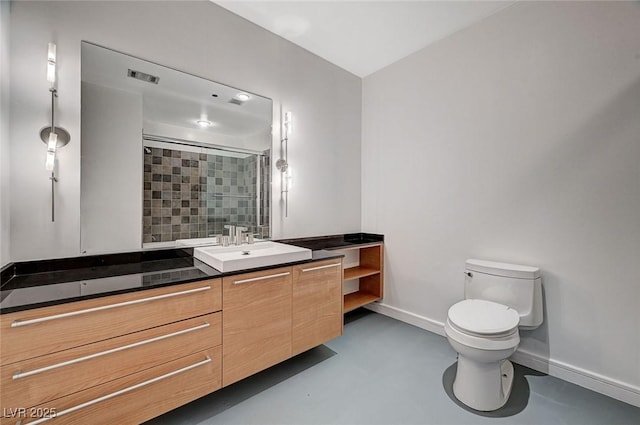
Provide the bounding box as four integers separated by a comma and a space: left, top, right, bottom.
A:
222, 267, 292, 387
292, 259, 343, 356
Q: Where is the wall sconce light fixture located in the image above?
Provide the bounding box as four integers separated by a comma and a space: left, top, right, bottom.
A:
41, 43, 70, 222
276, 111, 292, 217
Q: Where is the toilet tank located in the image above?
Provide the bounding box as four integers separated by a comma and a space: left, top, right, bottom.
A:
464, 259, 543, 329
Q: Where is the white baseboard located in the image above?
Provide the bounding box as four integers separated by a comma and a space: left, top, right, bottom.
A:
510, 349, 640, 408
365, 301, 446, 337
365, 302, 640, 408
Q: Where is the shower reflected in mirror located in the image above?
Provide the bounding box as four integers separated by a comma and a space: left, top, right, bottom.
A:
81, 42, 273, 254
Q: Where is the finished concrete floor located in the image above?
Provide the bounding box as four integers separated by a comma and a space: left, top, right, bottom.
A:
147, 310, 639, 425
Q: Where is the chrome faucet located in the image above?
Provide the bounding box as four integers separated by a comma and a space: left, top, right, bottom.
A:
224, 225, 236, 245
235, 226, 248, 245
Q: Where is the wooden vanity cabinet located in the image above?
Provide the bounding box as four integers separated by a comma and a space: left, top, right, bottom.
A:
222, 258, 344, 386
222, 266, 293, 387
0, 256, 345, 424
0, 279, 222, 425
0, 313, 221, 412
292, 259, 343, 356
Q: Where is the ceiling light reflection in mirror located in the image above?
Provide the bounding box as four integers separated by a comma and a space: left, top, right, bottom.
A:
81, 43, 272, 152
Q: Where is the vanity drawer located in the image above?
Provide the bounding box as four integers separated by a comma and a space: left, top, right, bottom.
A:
4, 347, 221, 425
0, 279, 221, 365
0, 312, 221, 410
292, 259, 343, 356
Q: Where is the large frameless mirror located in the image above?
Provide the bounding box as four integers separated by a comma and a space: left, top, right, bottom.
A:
80, 42, 272, 254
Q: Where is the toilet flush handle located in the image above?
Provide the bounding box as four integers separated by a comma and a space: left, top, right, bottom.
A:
464, 272, 473, 278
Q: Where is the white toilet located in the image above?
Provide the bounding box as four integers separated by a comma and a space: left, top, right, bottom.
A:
445, 259, 543, 411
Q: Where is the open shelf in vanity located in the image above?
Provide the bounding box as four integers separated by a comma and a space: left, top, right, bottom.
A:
335, 243, 384, 313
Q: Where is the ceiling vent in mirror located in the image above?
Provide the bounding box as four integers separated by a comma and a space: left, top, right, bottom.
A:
127, 69, 159, 84
228, 98, 244, 106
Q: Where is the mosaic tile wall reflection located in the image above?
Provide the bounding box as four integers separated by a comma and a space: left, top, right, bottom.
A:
143, 146, 270, 243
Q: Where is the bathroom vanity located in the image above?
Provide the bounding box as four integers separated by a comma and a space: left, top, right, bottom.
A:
0, 234, 382, 424
280, 234, 384, 313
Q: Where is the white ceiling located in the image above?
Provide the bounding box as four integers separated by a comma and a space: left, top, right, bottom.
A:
214, 1, 516, 77
81, 42, 272, 152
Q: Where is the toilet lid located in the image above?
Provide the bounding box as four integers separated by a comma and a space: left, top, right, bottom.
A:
448, 299, 520, 336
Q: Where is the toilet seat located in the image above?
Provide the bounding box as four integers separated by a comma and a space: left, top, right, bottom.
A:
448, 299, 520, 337
445, 299, 520, 351
445, 318, 519, 351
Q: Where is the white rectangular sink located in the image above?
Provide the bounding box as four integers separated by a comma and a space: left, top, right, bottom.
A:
193, 242, 312, 272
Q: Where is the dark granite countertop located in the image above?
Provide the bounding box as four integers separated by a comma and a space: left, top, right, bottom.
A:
0, 236, 380, 314
277, 233, 383, 250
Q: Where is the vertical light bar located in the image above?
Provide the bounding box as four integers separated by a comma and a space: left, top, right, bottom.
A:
45, 132, 57, 171
47, 131, 58, 152
45, 151, 55, 171
279, 110, 293, 218
284, 111, 292, 137
47, 43, 56, 88
44, 42, 65, 222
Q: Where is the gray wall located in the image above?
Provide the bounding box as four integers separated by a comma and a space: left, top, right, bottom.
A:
81, 82, 143, 254
0, 1, 10, 268
8, 1, 362, 261
362, 1, 640, 404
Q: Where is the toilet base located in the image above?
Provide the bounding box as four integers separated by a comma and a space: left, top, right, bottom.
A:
453, 357, 514, 411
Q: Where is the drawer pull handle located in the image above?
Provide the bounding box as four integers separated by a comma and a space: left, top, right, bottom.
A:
301, 263, 341, 272
233, 272, 290, 285
20, 356, 212, 425
11, 286, 212, 328
12, 323, 210, 380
